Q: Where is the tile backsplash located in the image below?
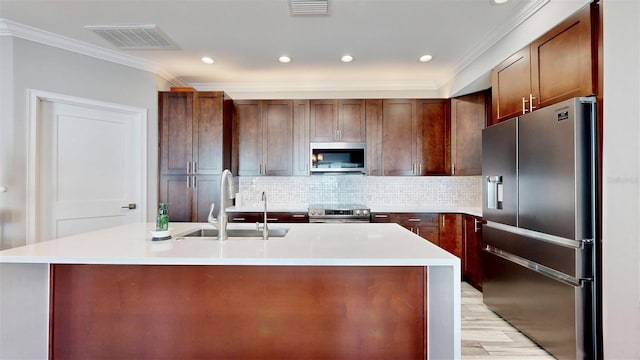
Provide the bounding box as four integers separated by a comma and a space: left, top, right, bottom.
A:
236, 175, 482, 209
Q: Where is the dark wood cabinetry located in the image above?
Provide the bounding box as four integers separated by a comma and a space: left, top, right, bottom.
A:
418, 99, 451, 175
309, 99, 366, 142
233, 100, 296, 176
158, 91, 231, 222
462, 215, 484, 290
451, 91, 488, 176
371, 213, 440, 246
381, 99, 451, 176
382, 99, 418, 176
365, 99, 383, 176
491, 3, 596, 124
374, 212, 482, 286
439, 214, 462, 258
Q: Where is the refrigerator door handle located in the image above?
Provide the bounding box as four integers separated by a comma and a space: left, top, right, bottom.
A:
484, 245, 585, 287
486, 176, 503, 209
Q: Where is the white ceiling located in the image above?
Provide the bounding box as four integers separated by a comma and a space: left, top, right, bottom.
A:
0, 0, 549, 93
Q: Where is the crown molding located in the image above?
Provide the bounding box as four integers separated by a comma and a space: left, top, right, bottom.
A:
441, 0, 550, 87
0, 18, 183, 85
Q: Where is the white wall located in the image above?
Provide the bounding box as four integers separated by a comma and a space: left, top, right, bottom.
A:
0, 37, 15, 250
0, 37, 163, 249
602, 1, 640, 358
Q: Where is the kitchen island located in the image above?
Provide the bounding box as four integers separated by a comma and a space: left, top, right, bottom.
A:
0, 222, 460, 359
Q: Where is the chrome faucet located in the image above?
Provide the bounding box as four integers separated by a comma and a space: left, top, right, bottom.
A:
256, 191, 268, 240
208, 169, 235, 240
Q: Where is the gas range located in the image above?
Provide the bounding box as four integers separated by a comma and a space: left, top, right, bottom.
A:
307, 204, 371, 223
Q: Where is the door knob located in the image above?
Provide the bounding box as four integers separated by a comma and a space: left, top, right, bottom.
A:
121, 203, 137, 210
0, 186, 7, 193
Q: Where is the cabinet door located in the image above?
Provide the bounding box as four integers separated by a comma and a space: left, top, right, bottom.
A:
159, 92, 193, 175
233, 100, 263, 176
439, 214, 462, 258
159, 175, 192, 222
262, 100, 294, 176
382, 99, 418, 176
417, 225, 440, 246
338, 99, 366, 142
418, 99, 451, 175
194, 92, 225, 175
293, 100, 310, 176
463, 215, 483, 290
309, 100, 338, 142
451, 92, 487, 176
491, 46, 532, 124
192, 175, 220, 223
530, 3, 594, 109
366, 100, 383, 176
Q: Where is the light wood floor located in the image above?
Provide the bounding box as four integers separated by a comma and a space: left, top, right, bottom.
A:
461, 281, 556, 359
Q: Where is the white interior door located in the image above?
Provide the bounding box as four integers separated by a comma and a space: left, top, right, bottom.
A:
37, 100, 144, 241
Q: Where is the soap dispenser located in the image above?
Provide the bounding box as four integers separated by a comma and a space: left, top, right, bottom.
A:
156, 203, 169, 231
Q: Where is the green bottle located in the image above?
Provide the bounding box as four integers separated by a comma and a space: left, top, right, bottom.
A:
156, 203, 169, 231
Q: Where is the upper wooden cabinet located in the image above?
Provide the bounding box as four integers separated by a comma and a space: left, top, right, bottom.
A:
382, 99, 418, 176
418, 99, 451, 176
491, 3, 596, 124
310, 99, 366, 142
451, 91, 488, 176
233, 100, 298, 176
365, 99, 383, 176
159, 91, 232, 175
381, 99, 450, 176
158, 91, 231, 222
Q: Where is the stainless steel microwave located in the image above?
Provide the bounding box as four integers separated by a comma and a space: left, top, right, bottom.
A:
310, 142, 366, 174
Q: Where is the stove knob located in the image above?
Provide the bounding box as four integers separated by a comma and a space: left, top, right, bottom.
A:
362, 209, 369, 216
355, 209, 362, 215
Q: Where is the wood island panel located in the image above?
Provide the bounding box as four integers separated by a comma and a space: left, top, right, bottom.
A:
51, 265, 427, 360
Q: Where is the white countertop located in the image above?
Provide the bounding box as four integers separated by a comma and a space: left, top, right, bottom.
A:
0, 222, 459, 267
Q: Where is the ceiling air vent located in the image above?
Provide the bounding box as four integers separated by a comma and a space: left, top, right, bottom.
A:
85, 24, 179, 50
289, 0, 329, 15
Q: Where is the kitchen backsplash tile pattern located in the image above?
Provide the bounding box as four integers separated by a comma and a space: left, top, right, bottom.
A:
236, 176, 482, 209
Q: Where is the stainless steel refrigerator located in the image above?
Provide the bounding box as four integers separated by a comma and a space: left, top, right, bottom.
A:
482, 97, 598, 359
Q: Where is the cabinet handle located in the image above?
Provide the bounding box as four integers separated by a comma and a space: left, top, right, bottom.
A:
267, 218, 279, 221
187, 161, 192, 174
192, 176, 196, 188
522, 97, 528, 114
474, 218, 486, 233
187, 176, 191, 188
292, 214, 306, 218
193, 161, 197, 173
529, 94, 537, 112
418, 163, 422, 175
441, 215, 445, 228
408, 218, 421, 222
416, 228, 420, 236
232, 217, 246, 221
412, 163, 416, 175
260, 164, 263, 175
452, 163, 455, 175
374, 214, 388, 218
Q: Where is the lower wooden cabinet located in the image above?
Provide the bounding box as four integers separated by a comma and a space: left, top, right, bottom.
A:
462, 215, 484, 290
159, 175, 220, 223
372, 212, 481, 288
439, 214, 462, 258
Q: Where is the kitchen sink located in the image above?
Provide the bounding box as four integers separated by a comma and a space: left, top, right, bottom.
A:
176, 228, 289, 239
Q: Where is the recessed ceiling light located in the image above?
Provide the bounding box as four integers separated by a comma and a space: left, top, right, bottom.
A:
201, 57, 214, 64
278, 56, 292, 63
341, 55, 354, 63
419, 55, 433, 63
491, 0, 510, 4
